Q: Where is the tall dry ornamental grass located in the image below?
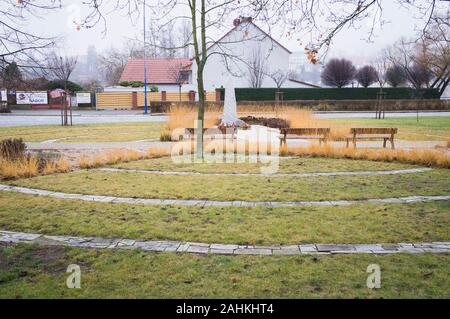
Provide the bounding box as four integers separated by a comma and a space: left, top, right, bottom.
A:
0, 138, 26, 160
164, 105, 353, 140
78, 149, 146, 169
282, 144, 450, 168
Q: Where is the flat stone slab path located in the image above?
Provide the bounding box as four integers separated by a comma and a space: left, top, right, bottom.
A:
1, 230, 448, 255
96, 167, 433, 177
1, 184, 449, 207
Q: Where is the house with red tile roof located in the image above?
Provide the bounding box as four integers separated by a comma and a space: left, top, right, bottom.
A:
115, 58, 194, 93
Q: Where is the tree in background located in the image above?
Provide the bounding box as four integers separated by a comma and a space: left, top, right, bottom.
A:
0, 62, 22, 89
98, 44, 143, 86
409, 63, 432, 89
48, 54, 78, 126
247, 48, 267, 88
168, 62, 189, 101
321, 58, 356, 88
385, 65, 407, 87
355, 66, 378, 88
46, 80, 83, 92
269, 69, 290, 89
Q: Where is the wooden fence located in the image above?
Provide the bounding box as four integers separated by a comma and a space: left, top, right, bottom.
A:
96, 91, 218, 109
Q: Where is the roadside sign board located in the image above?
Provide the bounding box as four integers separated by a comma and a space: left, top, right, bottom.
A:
76, 92, 91, 104
0, 89, 6, 101
16, 91, 48, 105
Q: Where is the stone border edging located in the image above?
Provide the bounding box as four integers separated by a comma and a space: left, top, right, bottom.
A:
1, 184, 449, 207
1, 230, 448, 255
96, 167, 433, 177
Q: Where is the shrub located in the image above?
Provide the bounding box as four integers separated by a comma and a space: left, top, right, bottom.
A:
131, 81, 144, 88
0, 138, 26, 160
160, 129, 173, 142
119, 81, 130, 87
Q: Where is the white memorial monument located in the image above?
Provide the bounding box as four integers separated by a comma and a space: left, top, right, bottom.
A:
220, 77, 246, 128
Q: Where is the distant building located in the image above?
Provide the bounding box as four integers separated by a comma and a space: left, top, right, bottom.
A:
71, 45, 100, 83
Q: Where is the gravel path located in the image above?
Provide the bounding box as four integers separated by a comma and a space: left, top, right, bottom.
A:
1, 184, 449, 207
1, 230, 448, 255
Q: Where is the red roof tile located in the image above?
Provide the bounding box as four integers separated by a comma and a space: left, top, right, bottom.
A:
120, 58, 191, 84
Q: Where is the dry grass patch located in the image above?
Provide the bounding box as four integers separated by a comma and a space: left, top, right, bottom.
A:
282, 144, 450, 168
78, 149, 147, 169
0, 156, 71, 180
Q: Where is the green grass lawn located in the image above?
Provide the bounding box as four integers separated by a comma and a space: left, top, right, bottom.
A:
9, 168, 449, 202
0, 122, 163, 142
113, 156, 418, 174
330, 116, 450, 141
0, 192, 448, 245
1, 243, 448, 298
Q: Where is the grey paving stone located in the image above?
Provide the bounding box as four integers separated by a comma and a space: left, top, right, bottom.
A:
11, 233, 41, 241
355, 244, 385, 252
273, 246, 300, 255
118, 239, 136, 246
397, 248, 426, 254
299, 245, 317, 253
316, 244, 355, 252
210, 249, 235, 255
381, 244, 400, 250
186, 246, 210, 254
176, 243, 190, 252
210, 244, 239, 250
234, 248, 272, 255
422, 248, 450, 253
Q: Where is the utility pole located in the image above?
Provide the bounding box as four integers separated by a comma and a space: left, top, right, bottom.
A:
143, 0, 149, 114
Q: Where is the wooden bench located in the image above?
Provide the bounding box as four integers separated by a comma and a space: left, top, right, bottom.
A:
346, 128, 398, 149
279, 128, 330, 146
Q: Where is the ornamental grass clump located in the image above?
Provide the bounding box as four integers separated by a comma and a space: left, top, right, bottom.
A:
285, 144, 450, 168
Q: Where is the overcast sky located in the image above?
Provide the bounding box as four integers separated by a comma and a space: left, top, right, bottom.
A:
26, 0, 444, 61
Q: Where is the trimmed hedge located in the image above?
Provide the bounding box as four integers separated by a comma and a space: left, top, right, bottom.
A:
219, 88, 440, 101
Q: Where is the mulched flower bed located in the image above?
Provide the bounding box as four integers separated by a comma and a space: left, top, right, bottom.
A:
239, 116, 289, 129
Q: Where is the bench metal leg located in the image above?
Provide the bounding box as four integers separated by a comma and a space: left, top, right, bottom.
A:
353, 138, 357, 149
383, 138, 387, 148
391, 137, 395, 150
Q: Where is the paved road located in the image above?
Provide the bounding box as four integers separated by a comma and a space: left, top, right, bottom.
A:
0, 110, 449, 127
0, 110, 167, 127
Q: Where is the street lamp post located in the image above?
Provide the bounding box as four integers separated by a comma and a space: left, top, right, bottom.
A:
143, 0, 148, 114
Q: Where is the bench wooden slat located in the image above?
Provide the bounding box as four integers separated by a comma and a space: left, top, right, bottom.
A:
347, 128, 398, 149
351, 128, 398, 134
279, 128, 330, 146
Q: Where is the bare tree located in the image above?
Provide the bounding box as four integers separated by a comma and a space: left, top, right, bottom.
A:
168, 62, 189, 101
48, 53, 78, 126
269, 69, 290, 89
321, 58, 356, 88
416, 12, 450, 95
247, 48, 267, 88
0, 0, 60, 71
99, 48, 131, 86
385, 65, 407, 87
179, 20, 192, 58
355, 65, 378, 88
409, 63, 432, 89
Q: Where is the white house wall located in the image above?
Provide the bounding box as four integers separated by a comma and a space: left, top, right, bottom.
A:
192, 22, 292, 94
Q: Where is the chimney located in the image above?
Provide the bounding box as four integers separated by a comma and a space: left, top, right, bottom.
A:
240, 17, 253, 23
233, 17, 253, 27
